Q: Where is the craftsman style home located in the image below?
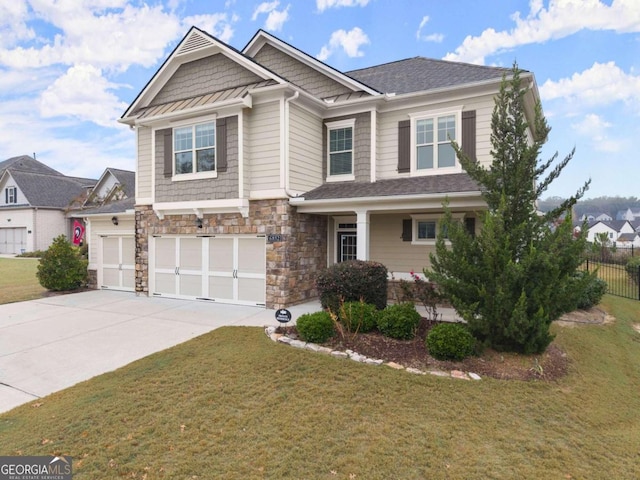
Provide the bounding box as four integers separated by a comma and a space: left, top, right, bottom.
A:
114, 27, 542, 309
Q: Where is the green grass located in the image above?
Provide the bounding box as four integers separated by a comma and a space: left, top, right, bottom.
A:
1, 296, 640, 479
0, 257, 45, 304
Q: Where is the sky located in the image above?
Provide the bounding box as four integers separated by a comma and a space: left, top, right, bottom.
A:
1, 0, 639, 200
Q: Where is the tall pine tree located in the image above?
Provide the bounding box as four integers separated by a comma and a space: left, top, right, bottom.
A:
427, 64, 591, 354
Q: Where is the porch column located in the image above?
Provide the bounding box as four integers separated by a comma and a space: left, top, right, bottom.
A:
356, 209, 370, 260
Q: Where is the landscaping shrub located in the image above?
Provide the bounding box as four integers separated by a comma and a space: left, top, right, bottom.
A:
338, 301, 378, 333
426, 323, 476, 361
296, 311, 335, 343
575, 271, 607, 309
376, 302, 421, 340
626, 257, 640, 285
316, 260, 388, 313
36, 235, 88, 291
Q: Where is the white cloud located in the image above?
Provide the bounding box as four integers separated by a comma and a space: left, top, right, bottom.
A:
316, 27, 370, 61
0, 3, 182, 71
445, 0, 640, 64
571, 114, 622, 153
316, 0, 370, 12
0, 1, 34, 48
39, 64, 128, 128
540, 61, 640, 108
416, 15, 444, 43
182, 13, 236, 43
252, 1, 290, 32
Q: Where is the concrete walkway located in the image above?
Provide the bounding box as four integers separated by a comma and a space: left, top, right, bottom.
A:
0, 290, 320, 414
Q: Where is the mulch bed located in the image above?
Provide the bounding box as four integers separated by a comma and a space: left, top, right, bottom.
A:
281, 317, 570, 381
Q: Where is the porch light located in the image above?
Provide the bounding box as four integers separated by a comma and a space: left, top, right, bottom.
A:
111, 216, 118, 226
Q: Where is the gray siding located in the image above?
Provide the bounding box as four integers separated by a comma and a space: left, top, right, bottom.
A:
253, 44, 353, 99
323, 112, 371, 182
151, 54, 262, 106
155, 116, 239, 202
247, 101, 281, 193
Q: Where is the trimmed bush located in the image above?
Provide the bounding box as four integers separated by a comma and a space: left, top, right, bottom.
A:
575, 272, 607, 309
426, 323, 476, 361
339, 301, 378, 333
316, 260, 388, 313
36, 235, 88, 291
626, 257, 640, 285
296, 311, 335, 343
376, 302, 421, 340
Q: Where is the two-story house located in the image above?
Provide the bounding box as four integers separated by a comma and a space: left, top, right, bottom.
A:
0, 155, 96, 254
115, 27, 541, 309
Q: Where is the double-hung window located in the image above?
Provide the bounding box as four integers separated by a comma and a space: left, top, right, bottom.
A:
411, 213, 464, 245
174, 122, 215, 176
5, 186, 17, 204
326, 119, 355, 181
412, 110, 462, 174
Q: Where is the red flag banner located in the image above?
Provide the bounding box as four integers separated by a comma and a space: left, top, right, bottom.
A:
72, 220, 85, 245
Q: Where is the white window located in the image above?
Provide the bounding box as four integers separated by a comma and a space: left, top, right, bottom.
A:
174, 122, 215, 176
5, 186, 17, 204
411, 109, 462, 175
326, 119, 355, 181
411, 213, 464, 245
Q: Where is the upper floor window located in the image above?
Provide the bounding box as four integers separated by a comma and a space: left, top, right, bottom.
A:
174, 122, 215, 175
5, 186, 17, 204
326, 119, 355, 182
407, 109, 463, 176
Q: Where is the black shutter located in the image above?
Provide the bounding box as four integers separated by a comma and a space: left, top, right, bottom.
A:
402, 219, 412, 241
465, 217, 476, 237
398, 120, 410, 173
461, 110, 476, 162
216, 117, 227, 173
4, 188, 7, 204
161, 129, 173, 178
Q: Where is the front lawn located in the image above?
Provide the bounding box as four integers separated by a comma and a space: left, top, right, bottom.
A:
1, 295, 639, 478
0, 257, 45, 304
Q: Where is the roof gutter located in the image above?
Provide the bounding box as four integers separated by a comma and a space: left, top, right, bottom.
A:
283, 90, 299, 197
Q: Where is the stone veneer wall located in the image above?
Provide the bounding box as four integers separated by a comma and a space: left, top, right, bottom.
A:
135, 199, 327, 309
87, 269, 97, 290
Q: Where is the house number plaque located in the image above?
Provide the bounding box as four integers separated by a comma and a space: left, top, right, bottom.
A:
267, 234, 284, 243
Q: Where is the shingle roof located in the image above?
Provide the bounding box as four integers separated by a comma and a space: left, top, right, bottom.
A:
80, 197, 136, 215
108, 168, 136, 198
300, 174, 481, 201
617, 233, 639, 242
346, 57, 511, 95
10, 170, 91, 208
0, 155, 63, 176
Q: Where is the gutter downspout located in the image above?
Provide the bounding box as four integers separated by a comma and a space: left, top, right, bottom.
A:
283, 90, 299, 198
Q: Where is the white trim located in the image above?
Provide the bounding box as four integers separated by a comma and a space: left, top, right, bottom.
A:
409, 107, 463, 176
279, 96, 286, 189
410, 213, 464, 245
238, 109, 244, 198
242, 30, 380, 97
249, 188, 299, 200
326, 118, 356, 181
171, 171, 218, 182
370, 110, 377, 183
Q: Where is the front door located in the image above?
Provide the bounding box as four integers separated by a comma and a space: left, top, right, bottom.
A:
337, 231, 357, 262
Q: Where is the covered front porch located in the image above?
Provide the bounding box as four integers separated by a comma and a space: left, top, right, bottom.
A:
289, 174, 486, 279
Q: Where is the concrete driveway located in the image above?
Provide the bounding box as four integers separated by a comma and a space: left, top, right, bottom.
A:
0, 290, 319, 414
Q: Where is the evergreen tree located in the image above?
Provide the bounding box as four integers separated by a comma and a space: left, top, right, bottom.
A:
427, 64, 591, 354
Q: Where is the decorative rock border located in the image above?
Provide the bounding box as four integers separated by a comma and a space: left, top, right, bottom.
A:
264, 326, 481, 381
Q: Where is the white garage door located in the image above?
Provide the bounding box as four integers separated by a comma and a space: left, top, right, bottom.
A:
0, 227, 27, 254
100, 235, 135, 291
151, 235, 266, 306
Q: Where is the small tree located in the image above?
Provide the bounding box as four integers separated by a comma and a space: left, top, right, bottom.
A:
37, 235, 88, 291
427, 64, 590, 354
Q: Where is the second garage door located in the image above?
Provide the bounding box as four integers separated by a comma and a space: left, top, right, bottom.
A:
151, 235, 266, 306
100, 235, 135, 291
0, 227, 26, 254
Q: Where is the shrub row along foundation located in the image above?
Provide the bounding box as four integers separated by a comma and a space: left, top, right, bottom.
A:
264, 326, 482, 381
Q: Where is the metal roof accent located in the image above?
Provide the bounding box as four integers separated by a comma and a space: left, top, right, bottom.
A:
134, 79, 277, 119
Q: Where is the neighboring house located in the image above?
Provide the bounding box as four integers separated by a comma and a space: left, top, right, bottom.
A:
71, 168, 136, 291
115, 27, 543, 309
586, 220, 636, 245
0, 155, 96, 254
616, 232, 640, 248
580, 213, 612, 222
616, 208, 640, 221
